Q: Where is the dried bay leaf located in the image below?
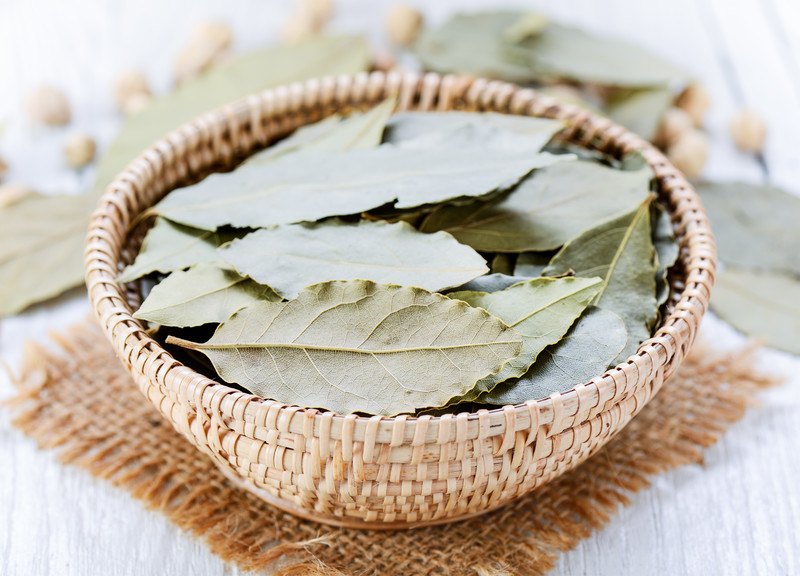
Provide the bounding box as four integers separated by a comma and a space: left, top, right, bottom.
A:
697, 182, 800, 277
602, 87, 676, 142
133, 264, 280, 328
490, 253, 517, 276
249, 97, 396, 163
0, 193, 94, 315
118, 218, 237, 283
166, 281, 523, 416
220, 220, 488, 298
448, 276, 603, 399
544, 196, 658, 361
508, 19, 687, 88
479, 306, 627, 404
711, 267, 800, 355
420, 158, 651, 252
413, 11, 537, 83
453, 273, 530, 294
154, 146, 566, 231
653, 203, 679, 305
384, 111, 563, 152
93, 35, 371, 195
514, 252, 552, 277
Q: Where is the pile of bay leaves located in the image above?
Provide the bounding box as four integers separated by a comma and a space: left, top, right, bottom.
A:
121, 99, 677, 417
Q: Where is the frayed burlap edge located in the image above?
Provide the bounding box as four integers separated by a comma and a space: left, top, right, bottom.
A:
3, 319, 781, 575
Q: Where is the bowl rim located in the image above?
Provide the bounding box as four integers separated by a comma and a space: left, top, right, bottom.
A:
84, 71, 716, 446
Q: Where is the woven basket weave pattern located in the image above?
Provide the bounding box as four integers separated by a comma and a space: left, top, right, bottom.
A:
84, 72, 715, 529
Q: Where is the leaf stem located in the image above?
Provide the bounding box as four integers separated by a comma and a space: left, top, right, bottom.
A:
165, 335, 202, 350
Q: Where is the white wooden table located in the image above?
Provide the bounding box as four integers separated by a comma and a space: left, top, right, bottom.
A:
1, 1, 799, 574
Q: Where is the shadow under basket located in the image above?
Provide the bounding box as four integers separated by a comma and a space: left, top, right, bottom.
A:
85, 72, 716, 530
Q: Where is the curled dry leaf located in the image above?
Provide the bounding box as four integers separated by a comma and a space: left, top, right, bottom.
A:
421, 157, 651, 252
448, 276, 603, 400
167, 281, 523, 416
544, 196, 658, 361
220, 220, 488, 299
480, 306, 627, 404
134, 264, 280, 327
154, 145, 566, 231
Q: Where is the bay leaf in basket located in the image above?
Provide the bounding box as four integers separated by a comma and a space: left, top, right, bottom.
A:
453, 273, 530, 294
219, 220, 487, 299
118, 218, 237, 283
697, 181, 800, 277
710, 267, 800, 355
166, 281, 523, 416
249, 97, 396, 163
93, 35, 370, 196
448, 276, 603, 400
479, 306, 627, 404
384, 111, 563, 152
134, 264, 280, 328
0, 192, 94, 315
544, 196, 658, 361
420, 157, 652, 252
154, 146, 567, 231
653, 203, 679, 306
513, 252, 553, 277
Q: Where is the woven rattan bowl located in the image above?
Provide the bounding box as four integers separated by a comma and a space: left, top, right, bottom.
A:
85, 71, 715, 530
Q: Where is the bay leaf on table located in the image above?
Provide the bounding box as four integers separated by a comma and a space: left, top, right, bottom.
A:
384, 111, 563, 152
420, 157, 652, 252
154, 145, 567, 231
448, 276, 604, 399
248, 97, 396, 163
133, 264, 280, 328
711, 267, 800, 355
602, 86, 676, 142
652, 203, 679, 305
697, 181, 800, 277
92, 35, 371, 196
0, 192, 95, 315
413, 11, 538, 83
166, 280, 523, 416
544, 196, 658, 361
479, 306, 627, 404
508, 20, 687, 88
219, 220, 488, 298
118, 217, 237, 283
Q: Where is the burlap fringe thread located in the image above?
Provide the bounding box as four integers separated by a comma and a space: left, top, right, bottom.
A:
4, 319, 780, 575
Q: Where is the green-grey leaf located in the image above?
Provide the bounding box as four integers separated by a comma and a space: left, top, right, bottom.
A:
219, 220, 488, 298
603, 87, 676, 141
711, 267, 800, 355
154, 146, 567, 231
384, 111, 563, 152
544, 196, 657, 361
653, 203, 679, 305
479, 306, 627, 404
514, 252, 553, 277
420, 158, 652, 252
453, 273, 530, 294
166, 281, 523, 416
249, 97, 396, 163
118, 218, 236, 283
413, 11, 537, 83
133, 264, 280, 327
509, 21, 687, 88
449, 276, 604, 399
92, 35, 370, 195
697, 181, 800, 277
0, 192, 95, 315
490, 253, 516, 275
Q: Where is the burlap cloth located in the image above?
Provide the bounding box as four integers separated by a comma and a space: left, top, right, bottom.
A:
4, 319, 779, 575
